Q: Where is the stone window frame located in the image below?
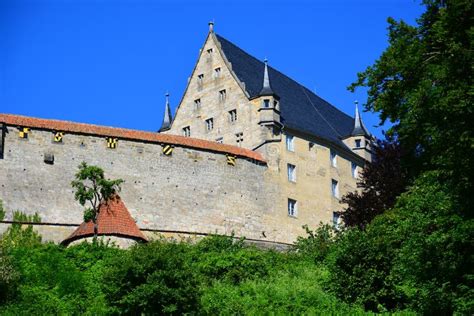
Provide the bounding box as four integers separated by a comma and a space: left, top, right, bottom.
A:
287, 163, 296, 182
183, 126, 191, 137
219, 89, 227, 103
214, 67, 221, 79
331, 179, 339, 198
197, 74, 204, 89
205, 118, 214, 132
286, 134, 294, 152
288, 198, 297, 217
194, 98, 201, 110
228, 109, 237, 123
332, 211, 342, 230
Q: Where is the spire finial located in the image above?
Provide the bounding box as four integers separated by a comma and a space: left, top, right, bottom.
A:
259, 58, 275, 96
208, 20, 214, 33
159, 92, 172, 132
351, 100, 370, 137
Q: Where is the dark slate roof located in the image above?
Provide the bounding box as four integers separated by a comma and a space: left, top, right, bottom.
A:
216, 34, 355, 148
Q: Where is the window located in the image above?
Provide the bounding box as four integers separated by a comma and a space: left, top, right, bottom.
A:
214, 67, 221, 78
333, 212, 342, 230
197, 74, 204, 87
228, 109, 237, 122
216, 137, 223, 143
288, 199, 297, 217
205, 118, 214, 131
351, 162, 358, 178
309, 142, 315, 150
194, 99, 201, 110
355, 139, 361, 148
287, 164, 296, 182
183, 126, 191, 137
219, 89, 226, 102
286, 135, 294, 152
207, 48, 213, 54
235, 132, 243, 146
263, 99, 270, 108
330, 150, 337, 167
331, 179, 339, 198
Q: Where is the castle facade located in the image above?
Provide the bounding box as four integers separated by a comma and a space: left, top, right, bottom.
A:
0, 24, 373, 246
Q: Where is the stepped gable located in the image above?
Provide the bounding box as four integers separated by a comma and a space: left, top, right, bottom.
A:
0, 113, 265, 163
216, 34, 355, 148
61, 195, 147, 246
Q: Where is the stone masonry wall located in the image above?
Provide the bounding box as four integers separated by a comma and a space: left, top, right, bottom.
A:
0, 123, 287, 243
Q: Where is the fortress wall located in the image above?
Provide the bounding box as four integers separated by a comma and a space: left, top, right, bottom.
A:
0, 117, 286, 243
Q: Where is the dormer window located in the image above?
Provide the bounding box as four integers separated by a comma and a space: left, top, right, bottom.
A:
214, 67, 221, 79
263, 99, 270, 108
219, 89, 226, 102
355, 139, 362, 148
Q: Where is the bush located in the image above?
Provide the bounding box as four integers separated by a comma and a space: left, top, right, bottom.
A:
293, 223, 338, 263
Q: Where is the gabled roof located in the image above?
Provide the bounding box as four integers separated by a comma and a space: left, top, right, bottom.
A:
61, 196, 147, 246
216, 34, 356, 148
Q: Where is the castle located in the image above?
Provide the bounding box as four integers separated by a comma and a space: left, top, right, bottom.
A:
0, 23, 373, 246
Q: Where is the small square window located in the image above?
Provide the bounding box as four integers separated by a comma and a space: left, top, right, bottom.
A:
228, 109, 237, 122
263, 99, 270, 108
214, 67, 221, 78
205, 118, 214, 131
216, 137, 223, 143
194, 99, 201, 110
288, 199, 297, 217
331, 179, 339, 198
333, 211, 342, 230
235, 132, 243, 146
183, 126, 191, 137
287, 164, 296, 182
286, 135, 294, 152
355, 139, 362, 148
219, 89, 227, 102
351, 162, 358, 178
330, 150, 337, 167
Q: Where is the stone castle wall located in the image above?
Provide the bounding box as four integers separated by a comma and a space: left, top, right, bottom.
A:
0, 116, 293, 244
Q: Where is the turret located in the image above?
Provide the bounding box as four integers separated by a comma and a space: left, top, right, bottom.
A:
256, 59, 282, 141
159, 92, 173, 132
343, 101, 373, 161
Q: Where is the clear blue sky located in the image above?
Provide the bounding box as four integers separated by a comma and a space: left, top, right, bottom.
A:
1, 0, 424, 139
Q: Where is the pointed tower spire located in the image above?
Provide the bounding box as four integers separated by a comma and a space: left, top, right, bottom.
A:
159, 92, 172, 132
259, 58, 276, 96
351, 100, 370, 136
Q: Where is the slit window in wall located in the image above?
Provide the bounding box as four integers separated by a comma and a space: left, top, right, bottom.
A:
331, 179, 339, 198
219, 89, 226, 102
235, 132, 243, 146
351, 162, 358, 178
229, 109, 237, 122
286, 134, 294, 152
355, 139, 362, 148
330, 150, 337, 167
288, 198, 297, 217
194, 99, 201, 110
287, 163, 296, 182
183, 126, 191, 137
205, 118, 214, 131
214, 67, 221, 79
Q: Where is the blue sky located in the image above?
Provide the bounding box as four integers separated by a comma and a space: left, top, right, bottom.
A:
1, 0, 424, 139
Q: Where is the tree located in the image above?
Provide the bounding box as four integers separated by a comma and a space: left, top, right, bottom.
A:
349, 0, 474, 215
71, 162, 124, 238
341, 138, 408, 229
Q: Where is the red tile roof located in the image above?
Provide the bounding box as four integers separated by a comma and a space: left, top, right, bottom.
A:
61, 195, 147, 246
0, 113, 265, 163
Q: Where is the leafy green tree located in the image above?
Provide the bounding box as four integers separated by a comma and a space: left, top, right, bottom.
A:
71, 162, 124, 238
349, 0, 474, 214
341, 138, 408, 229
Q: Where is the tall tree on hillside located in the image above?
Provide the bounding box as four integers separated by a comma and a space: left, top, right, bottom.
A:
348, 0, 473, 214
71, 162, 124, 239
341, 138, 408, 229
